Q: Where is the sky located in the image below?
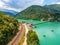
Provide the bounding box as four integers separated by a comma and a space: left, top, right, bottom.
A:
0, 0, 60, 12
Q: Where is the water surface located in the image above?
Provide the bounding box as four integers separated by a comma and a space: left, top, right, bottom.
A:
18, 19, 60, 45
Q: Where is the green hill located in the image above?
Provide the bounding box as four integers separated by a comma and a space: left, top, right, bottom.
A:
16, 5, 60, 21
0, 11, 18, 45
44, 4, 60, 11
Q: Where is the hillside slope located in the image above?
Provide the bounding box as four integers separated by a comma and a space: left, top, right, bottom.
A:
0, 11, 18, 45
16, 5, 60, 21
44, 4, 60, 11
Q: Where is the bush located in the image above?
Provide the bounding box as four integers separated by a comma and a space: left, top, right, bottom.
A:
27, 30, 39, 45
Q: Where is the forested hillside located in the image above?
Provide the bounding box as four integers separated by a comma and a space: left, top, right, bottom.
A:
16, 5, 60, 21
44, 4, 60, 11
0, 11, 18, 45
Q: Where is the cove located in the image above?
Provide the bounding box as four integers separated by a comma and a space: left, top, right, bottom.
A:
17, 19, 60, 45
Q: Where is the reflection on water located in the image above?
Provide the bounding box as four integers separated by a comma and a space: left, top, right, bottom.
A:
18, 19, 60, 45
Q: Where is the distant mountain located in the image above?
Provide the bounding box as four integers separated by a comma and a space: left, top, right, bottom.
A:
16, 5, 60, 21
44, 4, 60, 11
4, 11, 18, 16
0, 8, 18, 16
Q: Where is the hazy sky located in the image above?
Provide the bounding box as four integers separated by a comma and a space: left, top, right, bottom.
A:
0, 0, 60, 12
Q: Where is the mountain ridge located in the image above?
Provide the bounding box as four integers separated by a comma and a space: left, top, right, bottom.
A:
16, 5, 60, 21
0, 8, 18, 16
44, 4, 60, 11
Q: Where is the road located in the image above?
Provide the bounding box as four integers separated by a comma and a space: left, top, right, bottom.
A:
8, 23, 25, 45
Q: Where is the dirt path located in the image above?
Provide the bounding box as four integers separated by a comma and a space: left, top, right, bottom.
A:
22, 24, 28, 45
23, 24, 32, 45
8, 23, 25, 45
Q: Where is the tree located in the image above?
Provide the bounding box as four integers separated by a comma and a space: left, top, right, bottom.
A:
0, 11, 18, 45
27, 30, 39, 45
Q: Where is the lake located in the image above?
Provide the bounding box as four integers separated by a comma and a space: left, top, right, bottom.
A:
18, 19, 60, 45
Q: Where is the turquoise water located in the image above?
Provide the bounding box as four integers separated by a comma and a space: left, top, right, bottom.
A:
18, 19, 60, 45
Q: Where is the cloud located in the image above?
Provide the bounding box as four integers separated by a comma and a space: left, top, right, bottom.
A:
0, 0, 44, 12
0, 0, 5, 7
0, 0, 21, 12
49, 0, 60, 4
3, 6, 21, 12
56, 2, 60, 4
2, 0, 9, 2
52, 2, 60, 4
